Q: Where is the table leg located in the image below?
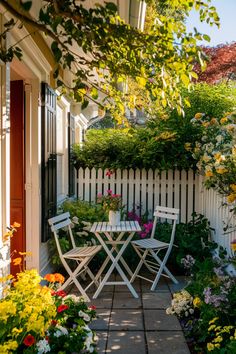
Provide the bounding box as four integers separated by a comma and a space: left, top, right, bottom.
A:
93, 232, 138, 299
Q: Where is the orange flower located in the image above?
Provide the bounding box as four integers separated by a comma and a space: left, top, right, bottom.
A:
54, 273, 65, 284
19, 251, 32, 256
12, 257, 22, 266
44, 274, 56, 283
11, 222, 21, 228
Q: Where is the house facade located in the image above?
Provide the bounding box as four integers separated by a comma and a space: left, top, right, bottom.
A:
0, 0, 146, 275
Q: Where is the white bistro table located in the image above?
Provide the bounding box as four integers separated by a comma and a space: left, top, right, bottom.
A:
90, 220, 141, 299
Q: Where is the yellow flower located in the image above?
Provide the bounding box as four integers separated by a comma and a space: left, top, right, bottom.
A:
193, 297, 201, 308
215, 167, 228, 174
231, 241, 236, 252
209, 317, 219, 325
214, 152, 222, 161
195, 112, 203, 119
230, 184, 236, 192
210, 118, 217, 125
184, 143, 192, 151
207, 343, 215, 351
12, 327, 23, 335
213, 335, 223, 343
205, 170, 214, 177
202, 122, 210, 127
227, 193, 236, 203
208, 325, 216, 331
220, 117, 228, 124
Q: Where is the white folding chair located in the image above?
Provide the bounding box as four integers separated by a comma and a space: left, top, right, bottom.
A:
131, 206, 179, 291
48, 212, 102, 302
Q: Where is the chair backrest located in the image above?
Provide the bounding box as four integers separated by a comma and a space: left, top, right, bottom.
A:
48, 212, 76, 257
150, 206, 179, 246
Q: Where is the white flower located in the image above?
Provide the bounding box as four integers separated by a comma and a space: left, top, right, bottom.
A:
72, 216, 79, 224
63, 294, 80, 303
79, 310, 91, 322
36, 339, 51, 354
76, 231, 89, 237
54, 325, 68, 337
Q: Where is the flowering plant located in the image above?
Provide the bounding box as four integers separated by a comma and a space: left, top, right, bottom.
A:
167, 255, 236, 353
0, 269, 97, 353
166, 290, 195, 318
188, 112, 236, 213
97, 189, 122, 211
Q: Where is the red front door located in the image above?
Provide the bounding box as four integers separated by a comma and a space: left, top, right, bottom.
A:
10, 80, 25, 273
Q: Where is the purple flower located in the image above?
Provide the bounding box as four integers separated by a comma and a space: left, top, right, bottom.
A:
203, 287, 228, 308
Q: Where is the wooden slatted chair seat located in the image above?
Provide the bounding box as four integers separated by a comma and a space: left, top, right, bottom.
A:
63, 245, 102, 259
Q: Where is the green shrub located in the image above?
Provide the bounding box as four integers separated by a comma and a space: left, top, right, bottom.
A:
154, 213, 217, 272
72, 83, 236, 171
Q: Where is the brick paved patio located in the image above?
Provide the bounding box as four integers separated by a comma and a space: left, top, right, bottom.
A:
70, 275, 190, 354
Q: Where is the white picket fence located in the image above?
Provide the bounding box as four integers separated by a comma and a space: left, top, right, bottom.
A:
76, 168, 200, 223
76, 167, 236, 255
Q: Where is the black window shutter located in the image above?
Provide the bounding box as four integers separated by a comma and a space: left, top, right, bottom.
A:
41, 83, 57, 242
68, 112, 75, 197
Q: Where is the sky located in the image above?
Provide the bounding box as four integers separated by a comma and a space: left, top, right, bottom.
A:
186, 0, 236, 47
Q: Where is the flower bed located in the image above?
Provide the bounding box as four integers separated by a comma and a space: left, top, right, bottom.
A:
167, 252, 236, 353
0, 270, 97, 353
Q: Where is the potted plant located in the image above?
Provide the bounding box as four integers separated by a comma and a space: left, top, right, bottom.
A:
97, 190, 123, 226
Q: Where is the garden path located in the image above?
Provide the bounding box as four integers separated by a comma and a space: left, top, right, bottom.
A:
70, 275, 190, 354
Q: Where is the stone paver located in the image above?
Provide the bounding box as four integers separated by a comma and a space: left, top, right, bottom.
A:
89, 309, 111, 331
106, 331, 146, 354
110, 309, 144, 331
146, 332, 190, 354
142, 291, 172, 309
144, 309, 182, 331
113, 292, 142, 309
71, 274, 190, 353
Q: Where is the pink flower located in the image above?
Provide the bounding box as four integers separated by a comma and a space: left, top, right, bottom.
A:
97, 193, 103, 198
106, 189, 112, 195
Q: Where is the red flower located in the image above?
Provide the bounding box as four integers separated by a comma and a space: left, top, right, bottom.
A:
106, 170, 113, 177
52, 290, 67, 298
57, 304, 69, 313
23, 334, 35, 347
51, 319, 58, 326
89, 305, 96, 310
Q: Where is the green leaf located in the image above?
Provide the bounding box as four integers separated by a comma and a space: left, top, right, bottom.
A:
20, 1, 32, 11
81, 100, 89, 110
105, 2, 117, 12
91, 87, 98, 100
203, 34, 211, 42
56, 79, 63, 87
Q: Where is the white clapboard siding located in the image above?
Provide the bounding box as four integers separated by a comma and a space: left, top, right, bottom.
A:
77, 168, 199, 223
